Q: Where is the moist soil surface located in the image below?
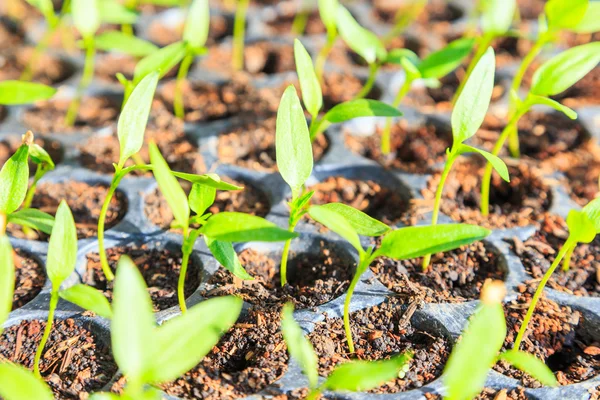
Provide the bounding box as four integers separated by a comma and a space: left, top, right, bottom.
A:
7, 180, 127, 240
511, 214, 600, 297
423, 158, 551, 229
95, 54, 138, 83
201, 242, 354, 309
162, 307, 288, 400
201, 41, 295, 76
83, 243, 201, 311
370, 241, 504, 303
0, 318, 117, 399
309, 298, 451, 393
12, 249, 46, 310
0, 47, 75, 84
495, 287, 600, 387
344, 119, 452, 173
320, 72, 382, 111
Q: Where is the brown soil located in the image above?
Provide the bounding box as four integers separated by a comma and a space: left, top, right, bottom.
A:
492, 35, 532, 67
423, 158, 551, 229
371, 241, 504, 303
12, 248, 45, 310
551, 67, 600, 108
321, 72, 382, 111
83, 243, 201, 311
147, 13, 233, 47
559, 147, 600, 206
511, 214, 600, 297
6, 181, 127, 240
202, 242, 354, 309
0, 135, 63, 172
344, 119, 452, 173
309, 176, 409, 225
162, 307, 288, 399
0, 17, 25, 50
495, 288, 600, 387
217, 117, 329, 172
309, 298, 451, 393
425, 387, 529, 399
94, 53, 138, 83
372, 0, 463, 25
0, 47, 75, 84
264, 7, 325, 35
201, 41, 295, 76
0, 318, 117, 399
516, 0, 546, 20
560, 31, 600, 49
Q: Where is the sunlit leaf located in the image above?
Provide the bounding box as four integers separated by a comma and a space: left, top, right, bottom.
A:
281, 303, 319, 389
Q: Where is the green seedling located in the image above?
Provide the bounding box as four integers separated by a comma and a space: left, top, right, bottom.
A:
281, 303, 414, 400
88, 256, 242, 399
307, 203, 491, 353
512, 198, 600, 352
87, 31, 158, 59
480, 41, 600, 216
0, 80, 57, 105
380, 0, 427, 44
314, 0, 338, 84
443, 280, 557, 400
421, 47, 509, 269
232, 0, 249, 71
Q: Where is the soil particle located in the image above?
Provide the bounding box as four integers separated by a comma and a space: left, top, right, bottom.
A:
12, 249, 46, 310
0, 135, 63, 172
0, 47, 75, 84
0, 318, 117, 399
162, 307, 288, 400
309, 298, 451, 393
202, 242, 354, 309
83, 243, 200, 311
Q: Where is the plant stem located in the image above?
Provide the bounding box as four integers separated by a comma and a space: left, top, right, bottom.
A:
306, 388, 321, 400
344, 255, 372, 354
562, 245, 575, 271
354, 63, 379, 100
381, 76, 412, 155
65, 36, 96, 127
97, 173, 125, 282
174, 52, 194, 120
34, 290, 58, 377
280, 220, 299, 287
20, 26, 56, 81
22, 165, 46, 237
232, 0, 249, 71
513, 239, 575, 350
291, 1, 310, 35
178, 229, 191, 314
315, 34, 336, 85
452, 34, 494, 105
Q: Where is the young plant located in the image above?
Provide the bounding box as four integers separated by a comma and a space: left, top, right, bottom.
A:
421, 47, 509, 269
232, 0, 249, 71
314, 0, 338, 84
307, 203, 491, 353
281, 303, 413, 399
0, 81, 57, 105
443, 280, 557, 400
480, 41, 600, 216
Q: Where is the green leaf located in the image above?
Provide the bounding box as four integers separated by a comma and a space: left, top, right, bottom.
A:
499, 350, 557, 387
324, 353, 413, 392
323, 99, 403, 123
145, 296, 242, 383
0, 81, 56, 105
89, 393, 121, 400
59, 284, 112, 319
46, 201, 77, 289
25, 0, 55, 22
316, 203, 390, 236
199, 212, 298, 242
112, 255, 155, 384
29, 144, 55, 169
205, 236, 253, 280
583, 198, 600, 233
0, 144, 29, 214
308, 205, 363, 254
189, 183, 216, 217
566, 209, 596, 244
457, 144, 510, 182
443, 303, 506, 400
318, 0, 338, 34
573, 2, 600, 33
7, 209, 54, 234
184, 0, 210, 49
544, 0, 588, 30
418, 38, 475, 79
452, 47, 496, 144
149, 141, 190, 230
0, 363, 54, 400
95, 32, 159, 57
481, 0, 516, 35
99, 0, 138, 24
529, 95, 577, 119
71, 0, 100, 38
118, 72, 159, 167
336, 4, 386, 64
134, 41, 187, 84
294, 40, 322, 118
140, 0, 184, 5
0, 236, 15, 334
376, 224, 491, 260
171, 172, 243, 191
385, 48, 420, 66
530, 42, 600, 97
276, 85, 313, 199
281, 303, 319, 389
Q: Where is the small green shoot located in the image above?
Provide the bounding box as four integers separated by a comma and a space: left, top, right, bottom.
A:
232, 0, 250, 71
315, 0, 339, 84
0, 234, 14, 336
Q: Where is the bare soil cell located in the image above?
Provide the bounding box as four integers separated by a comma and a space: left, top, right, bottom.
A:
559, 147, 600, 206
12, 249, 46, 310
0, 318, 117, 399
162, 307, 288, 399
321, 72, 382, 111
95, 54, 137, 83
83, 243, 201, 311
372, 0, 463, 25
309, 298, 451, 393
0, 135, 63, 172
217, 116, 329, 172
425, 387, 529, 399
371, 241, 504, 303
344, 119, 452, 173
6, 181, 127, 240
147, 13, 233, 47
0, 47, 75, 84
201, 242, 354, 309
0, 17, 25, 50
516, 0, 546, 20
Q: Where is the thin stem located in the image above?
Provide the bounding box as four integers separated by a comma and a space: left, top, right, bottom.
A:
513, 240, 575, 350
22, 165, 46, 237
452, 34, 494, 105
344, 254, 372, 354
354, 63, 379, 100
178, 229, 191, 314
306, 388, 321, 400
381, 76, 412, 155
20, 25, 56, 81
291, 9, 309, 35
34, 290, 59, 377
97, 175, 123, 282
232, 0, 249, 71
315, 34, 336, 85
174, 52, 194, 120
280, 219, 299, 287
562, 245, 575, 271
65, 36, 96, 127
382, 0, 426, 45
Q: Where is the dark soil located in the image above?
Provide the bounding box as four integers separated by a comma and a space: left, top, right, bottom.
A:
321, 72, 382, 111
217, 116, 329, 172
371, 241, 504, 303
0, 47, 75, 84
492, 35, 532, 68
516, 0, 546, 20
0, 135, 63, 172
201, 242, 354, 309
6, 181, 127, 240
264, 7, 325, 35
0, 318, 117, 399
0, 17, 25, 50
344, 119, 452, 173
309, 176, 409, 225
423, 158, 551, 229
83, 243, 201, 311
309, 298, 451, 393
147, 13, 233, 47
12, 248, 45, 310
425, 387, 529, 399
560, 147, 600, 206
162, 307, 288, 399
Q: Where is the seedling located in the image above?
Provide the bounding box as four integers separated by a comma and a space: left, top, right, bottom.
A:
380, 0, 427, 44
421, 47, 509, 269
232, 0, 249, 71
314, 0, 338, 84
281, 303, 414, 399
0, 80, 57, 105
307, 203, 491, 353
443, 280, 557, 400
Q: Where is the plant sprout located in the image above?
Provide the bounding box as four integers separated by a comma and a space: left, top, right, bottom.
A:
281, 303, 413, 400
421, 47, 509, 269
232, 0, 249, 71
308, 203, 491, 353
314, 0, 338, 84
380, 0, 427, 44
443, 280, 557, 400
